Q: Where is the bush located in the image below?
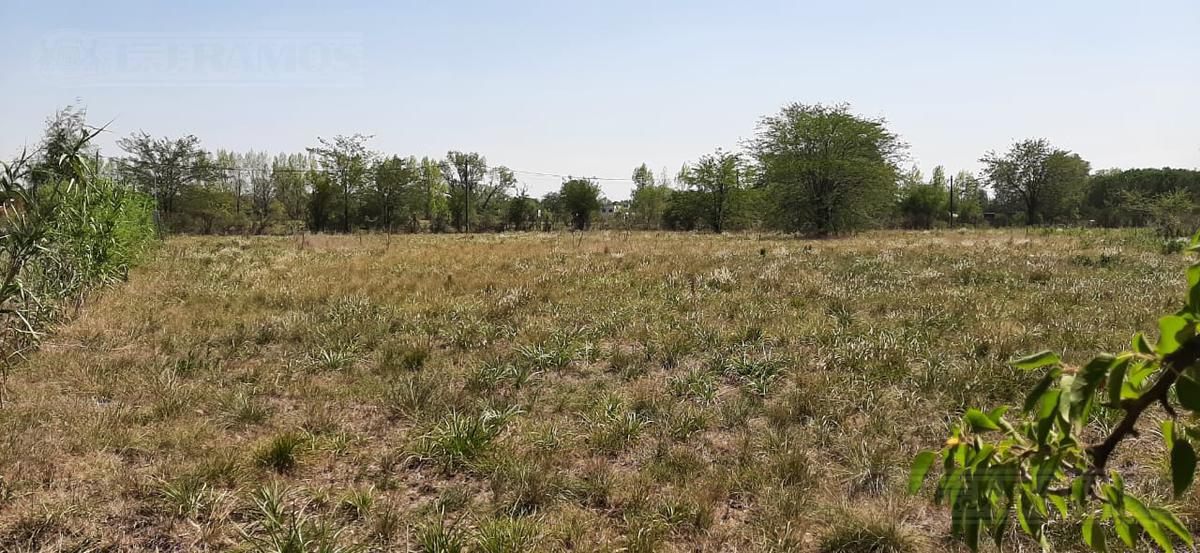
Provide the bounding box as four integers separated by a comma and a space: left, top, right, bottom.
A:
254, 432, 305, 473
818, 516, 917, 553
414, 407, 521, 470
2, 111, 156, 401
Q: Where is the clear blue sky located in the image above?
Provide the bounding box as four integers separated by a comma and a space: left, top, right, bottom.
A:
2, 0, 1197, 198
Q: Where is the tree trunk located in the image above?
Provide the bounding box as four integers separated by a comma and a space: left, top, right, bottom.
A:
343, 179, 351, 233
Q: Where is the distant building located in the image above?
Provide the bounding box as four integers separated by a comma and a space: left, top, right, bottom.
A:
600, 200, 629, 215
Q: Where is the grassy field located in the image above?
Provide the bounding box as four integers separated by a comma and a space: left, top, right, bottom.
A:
0, 229, 1192, 552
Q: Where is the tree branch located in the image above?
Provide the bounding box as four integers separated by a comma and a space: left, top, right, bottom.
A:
1087, 336, 1200, 474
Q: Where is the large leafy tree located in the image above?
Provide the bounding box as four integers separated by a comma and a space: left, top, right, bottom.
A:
632, 163, 655, 190
630, 184, 672, 229
898, 166, 945, 229
116, 132, 212, 215
952, 170, 987, 225
681, 149, 743, 233
442, 152, 488, 232
661, 190, 705, 231
306, 170, 337, 232
478, 166, 516, 229
981, 138, 1089, 224
630, 162, 671, 229
176, 184, 234, 234
539, 191, 566, 229
751, 103, 904, 235
270, 153, 312, 224
307, 134, 375, 232
560, 178, 601, 230
412, 157, 449, 222
368, 155, 418, 231
505, 187, 538, 231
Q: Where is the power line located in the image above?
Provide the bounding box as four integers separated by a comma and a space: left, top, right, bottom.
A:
509, 169, 633, 182
110, 161, 635, 184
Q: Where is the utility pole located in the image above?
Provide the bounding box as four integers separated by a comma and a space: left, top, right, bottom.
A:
152, 170, 164, 240
233, 163, 241, 218
948, 174, 955, 225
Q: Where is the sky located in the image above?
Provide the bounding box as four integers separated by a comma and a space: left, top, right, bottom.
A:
2, 0, 1198, 198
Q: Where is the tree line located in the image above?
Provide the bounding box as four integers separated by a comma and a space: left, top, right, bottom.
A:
21, 103, 1200, 237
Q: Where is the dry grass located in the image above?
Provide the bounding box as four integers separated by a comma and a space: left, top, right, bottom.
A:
0, 229, 1189, 551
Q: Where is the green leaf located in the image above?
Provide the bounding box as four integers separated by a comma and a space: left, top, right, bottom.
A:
1083, 513, 1107, 552
908, 451, 936, 494
1047, 494, 1068, 518
1034, 453, 1062, 493
1151, 507, 1193, 546
1024, 368, 1060, 412
1112, 511, 1134, 548
1071, 476, 1089, 506
961, 502, 980, 552
969, 444, 995, 469
1124, 495, 1173, 552
965, 408, 1001, 432
1133, 333, 1154, 355
1106, 357, 1128, 407
1159, 315, 1190, 355
1079, 354, 1114, 386
1015, 490, 1032, 534
991, 506, 1009, 550
1035, 389, 1062, 445
1038, 389, 1062, 420
1176, 375, 1200, 411
1189, 263, 1200, 312
1171, 439, 1197, 498
1011, 350, 1060, 370
1125, 360, 1156, 394
1058, 373, 1079, 418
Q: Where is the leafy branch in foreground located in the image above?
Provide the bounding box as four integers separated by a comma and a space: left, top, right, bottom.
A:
911, 233, 1200, 552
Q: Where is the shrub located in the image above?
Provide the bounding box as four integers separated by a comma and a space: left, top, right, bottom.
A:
414, 516, 467, 553
1, 110, 156, 402
158, 476, 230, 520
489, 454, 564, 515
217, 391, 272, 428
384, 373, 444, 422
414, 408, 521, 470
254, 432, 305, 473
818, 516, 917, 553
337, 486, 375, 520
240, 482, 358, 553
473, 516, 540, 553
585, 399, 653, 453
377, 341, 429, 374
